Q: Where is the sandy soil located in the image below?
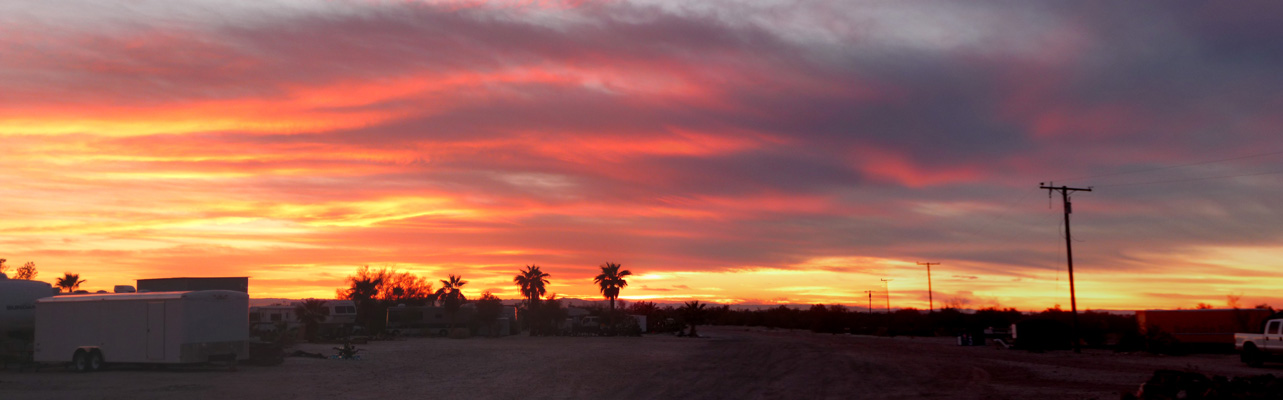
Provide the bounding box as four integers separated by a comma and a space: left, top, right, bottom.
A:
1, 326, 1273, 400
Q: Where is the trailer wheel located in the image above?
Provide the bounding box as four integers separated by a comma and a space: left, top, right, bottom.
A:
1243, 343, 1265, 367
72, 350, 90, 373
88, 350, 105, 372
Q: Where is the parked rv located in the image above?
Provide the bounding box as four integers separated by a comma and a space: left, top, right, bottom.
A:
0, 277, 56, 363
327, 300, 358, 325
250, 305, 298, 329
556, 310, 645, 336
1, 278, 56, 334
386, 305, 472, 336
386, 304, 516, 337
34, 290, 249, 371
249, 300, 358, 340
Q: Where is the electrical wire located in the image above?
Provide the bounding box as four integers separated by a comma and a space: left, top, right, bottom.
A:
1093, 167, 1283, 188
1053, 148, 1283, 183
926, 186, 1041, 258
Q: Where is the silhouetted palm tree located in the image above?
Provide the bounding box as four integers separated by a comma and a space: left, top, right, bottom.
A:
514, 265, 552, 335
436, 274, 468, 302
593, 263, 632, 313
340, 269, 384, 331
56, 272, 86, 293
681, 300, 708, 337
436, 274, 469, 331
513, 265, 551, 309
294, 299, 330, 342
345, 275, 382, 301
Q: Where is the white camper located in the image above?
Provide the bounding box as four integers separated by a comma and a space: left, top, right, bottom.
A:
0, 278, 55, 335
34, 290, 248, 371
1, 277, 56, 361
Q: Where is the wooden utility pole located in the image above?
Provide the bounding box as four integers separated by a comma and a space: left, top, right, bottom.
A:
918, 262, 939, 313
880, 279, 893, 313
1040, 183, 1092, 354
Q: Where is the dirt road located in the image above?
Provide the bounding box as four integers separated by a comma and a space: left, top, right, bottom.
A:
0, 326, 1270, 399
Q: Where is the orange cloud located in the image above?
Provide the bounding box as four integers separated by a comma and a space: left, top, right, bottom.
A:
853, 149, 983, 187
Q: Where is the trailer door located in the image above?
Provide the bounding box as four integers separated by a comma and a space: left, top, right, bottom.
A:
147, 302, 166, 360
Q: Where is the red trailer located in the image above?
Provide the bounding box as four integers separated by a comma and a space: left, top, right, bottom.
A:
1137, 309, 1273, 344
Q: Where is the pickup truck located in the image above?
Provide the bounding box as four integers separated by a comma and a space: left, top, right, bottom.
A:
1235, 318, 1283, 367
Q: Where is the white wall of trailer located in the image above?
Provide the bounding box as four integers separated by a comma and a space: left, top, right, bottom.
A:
34, 290, 248, 365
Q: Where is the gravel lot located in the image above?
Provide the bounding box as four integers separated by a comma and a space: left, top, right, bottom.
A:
1, 326, 1273, 400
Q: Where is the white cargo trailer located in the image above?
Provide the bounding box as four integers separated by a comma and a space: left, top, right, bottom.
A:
34, 290, 248, 371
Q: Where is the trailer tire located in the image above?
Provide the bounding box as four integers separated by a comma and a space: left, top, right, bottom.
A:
72, 350, 90, 373
1243, 343, 1265, 367
88, 350, 105, 372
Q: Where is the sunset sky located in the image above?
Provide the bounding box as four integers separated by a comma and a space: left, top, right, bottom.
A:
4, 1, 1283, 311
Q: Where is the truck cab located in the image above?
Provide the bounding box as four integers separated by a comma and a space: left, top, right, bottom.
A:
1235, 318, 1283, 367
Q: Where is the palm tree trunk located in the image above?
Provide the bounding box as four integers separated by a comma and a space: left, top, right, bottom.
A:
608, 296, 616, 333
527, 296, 537, 336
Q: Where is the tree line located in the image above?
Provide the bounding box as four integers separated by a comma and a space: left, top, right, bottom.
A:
0, 258, 89, 293
334, 262, 640, 336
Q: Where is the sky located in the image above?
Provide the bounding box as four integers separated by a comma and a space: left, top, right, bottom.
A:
4, 0, 1283, 311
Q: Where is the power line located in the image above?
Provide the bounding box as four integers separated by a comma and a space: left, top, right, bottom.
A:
1093, 167, 1283, 188
1054, 149, 1283, 183
926, 187, 1042, 260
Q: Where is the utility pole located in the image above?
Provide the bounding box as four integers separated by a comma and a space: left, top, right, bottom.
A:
918, 262, 939, 313
863, 290, 874, 314
1040, 182, 1092, 354
880, 279, 893, 314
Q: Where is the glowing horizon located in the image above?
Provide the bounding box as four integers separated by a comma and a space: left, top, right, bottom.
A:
5, 1, 1283, 311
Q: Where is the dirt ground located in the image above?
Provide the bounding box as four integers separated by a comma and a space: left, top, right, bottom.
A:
0, 326, 1274, 400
